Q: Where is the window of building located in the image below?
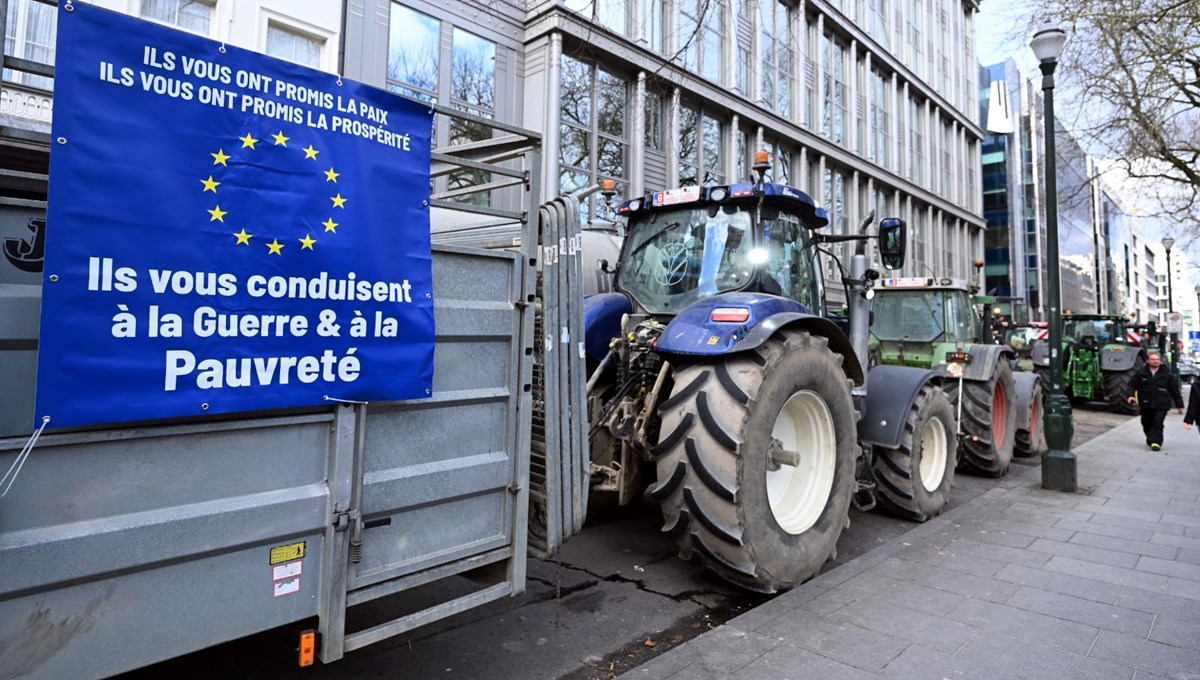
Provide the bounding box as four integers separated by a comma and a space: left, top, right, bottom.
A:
3, 0, 55, 90
644, 89, 665, 151
909, 99, 924, 185
805, 23, 818, 128
140, 0, 214, 36
560, 54, 629, 219
565, 0, 631, 36
447, 28, 497, 205
759, 0, 793, 117
678, 104, 725, 186
643, 0, 665, 53
870, 69, 890, 168
941, 124, 953, 200
266, 24, 323, 69
821, 34, 847, 145
869, 0, 889, 50
760, 139, 791, 185
387, 4, 440, 102
907, 0, 922, 78
677, 0, 724, 83
937, 4, 950, 95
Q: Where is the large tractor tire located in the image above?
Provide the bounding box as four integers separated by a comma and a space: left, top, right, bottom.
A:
650, 329, 857, 594
1106, 355, 1144, 415
872, 384, 955, 522
1014, 379, 1044, 457
947, 358, 1017, 478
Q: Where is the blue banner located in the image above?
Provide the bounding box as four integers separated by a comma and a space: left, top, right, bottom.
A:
35, 3, 435, 428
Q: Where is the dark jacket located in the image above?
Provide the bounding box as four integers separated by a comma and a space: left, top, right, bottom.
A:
1126, 365, 1184, 410
1186, 384, 1200, 426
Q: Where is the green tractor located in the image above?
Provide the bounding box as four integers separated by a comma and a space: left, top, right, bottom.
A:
868, 279, 1042, 493
1030, 314, 1144, 414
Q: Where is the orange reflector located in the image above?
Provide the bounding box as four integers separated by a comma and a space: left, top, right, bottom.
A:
299, 629, 316, 667
601, 179, 616, 191
754, 150, 770, 164
711, 307, 750, 323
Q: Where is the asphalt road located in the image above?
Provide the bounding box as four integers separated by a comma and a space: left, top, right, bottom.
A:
119, 407, 1132, 680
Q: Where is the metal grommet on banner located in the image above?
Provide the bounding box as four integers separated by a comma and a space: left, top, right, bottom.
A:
48, 274, 59, 282
218, 43, 226, 54
336, 76, 343, 87
56, 137, 66, 145
201, 403, 210, 410
64, 0, 74, 11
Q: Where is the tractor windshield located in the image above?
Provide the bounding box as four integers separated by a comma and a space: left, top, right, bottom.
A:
617, 202, 821, 313
872, 291, 945, 342
1063, 318, 1123, 345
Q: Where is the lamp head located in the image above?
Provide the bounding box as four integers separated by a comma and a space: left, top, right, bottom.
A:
1029, 21, 1067, 63
1161, 236, 1175, 252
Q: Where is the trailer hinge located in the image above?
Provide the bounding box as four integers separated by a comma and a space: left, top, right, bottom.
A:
507, 483, 522, 494
332, 507, 352, 532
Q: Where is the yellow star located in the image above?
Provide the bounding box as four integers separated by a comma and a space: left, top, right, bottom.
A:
272, 131, 289, 146
266, 239, 284, 255
330, 193, 347, 209
200, 176, 220, 193
208, 205, 227, 222
299, 234, 317, 250
239, 133, 259, 149
233, 229, 252, 245
324, 167, 340, 183
322, 218, 339, 233
211, 149, 230, 166
303, 145, 319, 160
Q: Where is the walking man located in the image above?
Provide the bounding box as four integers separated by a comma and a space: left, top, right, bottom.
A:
1126, 352, 1184, 451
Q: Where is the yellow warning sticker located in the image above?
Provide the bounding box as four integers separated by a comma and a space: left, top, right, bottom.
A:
270, 541, 306, 565
707, 335, 719, 345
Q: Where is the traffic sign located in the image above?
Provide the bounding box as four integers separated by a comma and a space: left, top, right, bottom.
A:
1167, 312, 1184, 334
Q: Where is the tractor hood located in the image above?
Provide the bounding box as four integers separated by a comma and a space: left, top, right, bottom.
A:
655, 293, 811, 355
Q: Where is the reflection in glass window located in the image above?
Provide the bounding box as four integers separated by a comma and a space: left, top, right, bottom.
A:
560, 54, 628, 219
266, 25, 323, 69
759, 0, 793, 117
679, 104, 700, 186
643, 0, 665, 53
387, 3, 440, 101
644, 90, 664, 151
4, 0, 56, 90
140, 0, 213, 36
871, 69, 890, 168
702, 115, 724, 185
821, 35, 846, 144
596, 0, 631, 36
448, 28, 497, 205
909, 99, 924, 185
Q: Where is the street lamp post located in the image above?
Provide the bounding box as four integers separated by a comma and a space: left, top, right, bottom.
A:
1163, 236, 1178, 381
1030, 22, 1075, 492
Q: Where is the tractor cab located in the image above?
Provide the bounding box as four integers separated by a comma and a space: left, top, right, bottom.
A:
610, 184, 829, 318
868, 279, 981, 368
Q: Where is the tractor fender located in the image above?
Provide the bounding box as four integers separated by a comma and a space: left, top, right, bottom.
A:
1012, 371, 1040, 432
952, 344, 1014, 382
1101, 346, 1143, 372
583, 292, 631, 362
654, 293, 864, 385
858, 365, 941, 449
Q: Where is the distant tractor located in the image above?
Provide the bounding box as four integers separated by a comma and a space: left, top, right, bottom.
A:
869, 279, 1043, 484
1031, 314, 1145, 414
582, 161, 956, 593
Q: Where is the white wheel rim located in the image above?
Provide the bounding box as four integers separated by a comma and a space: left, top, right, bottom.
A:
766, 390, 837, 534
919, 414, 949, 493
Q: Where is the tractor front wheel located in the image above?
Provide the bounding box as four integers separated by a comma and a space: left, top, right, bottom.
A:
650, 330, 857, 594
948, 358, 1017, 478
873, 384, 955, 522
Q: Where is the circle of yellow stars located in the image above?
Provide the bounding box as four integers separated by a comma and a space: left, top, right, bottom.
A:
202, 131, 346, 255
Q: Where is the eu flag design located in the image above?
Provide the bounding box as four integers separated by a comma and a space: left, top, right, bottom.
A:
35, 3, 435, 428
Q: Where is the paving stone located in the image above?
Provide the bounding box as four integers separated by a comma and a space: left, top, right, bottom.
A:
1176, 547, 1200, 567
1068, 531, 1178, 560
1185, 526, 1200, 539
734, 642, 881, 680
755, 609, 910, 673
1149, 614, 1200, 653
877, 642, 1002, 680
1151, 531, 1200, 552
955, 516, 1077, 542
879, 556, 1020, 604
1088, 629, 1200, 678
1072, 499, 1165, 523
952, 629, 1133, 680
808, 573, 965, 617
934, 536, 1053, 568
662, 663, 738, 680
826, 594, 978, 654
993, 563, 1124, 604
1161, 512, 1200, 529
1086, 512, 1189, 537
1054, 518, 1153, 543
894, 543, 1006, 579
1136, 555, 1200, 581
671, 624, 786, 675
1043, 555, 1171, 593
945, 597, 1100, 655
1115, 586, 1200, 623
1006, 586, 1154, 636
1166, 576, 1200, 601
1026, 536, 1141, 568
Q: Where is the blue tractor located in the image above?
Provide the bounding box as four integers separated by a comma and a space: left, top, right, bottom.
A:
583, 158, 957, 593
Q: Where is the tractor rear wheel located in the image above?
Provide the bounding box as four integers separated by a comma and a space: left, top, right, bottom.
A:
948, 358, 1017, 478
650, 330, 857, 594
873, 384, 955, 522
1014, 379, 1044, 457
1106, 355, 1144, 415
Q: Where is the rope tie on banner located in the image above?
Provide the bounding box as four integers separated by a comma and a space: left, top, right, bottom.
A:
323, 396, 368, 405
336, 75, 343, 87
219, 43, 227, 54
0, 417, 50, 500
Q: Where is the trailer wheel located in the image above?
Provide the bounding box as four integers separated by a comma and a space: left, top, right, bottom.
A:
873, 384, 955, 522
949, 358, 1017, 478
650, 330, 856, 594
1014, 378, 1044, 457
1106, 355, 1143, 415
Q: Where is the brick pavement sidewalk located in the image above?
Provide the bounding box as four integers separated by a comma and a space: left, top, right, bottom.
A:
629, 413, 1200, 679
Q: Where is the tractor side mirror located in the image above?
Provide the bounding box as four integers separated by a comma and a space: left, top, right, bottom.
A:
878, 218, 906, 271
597, 258, 614, 274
